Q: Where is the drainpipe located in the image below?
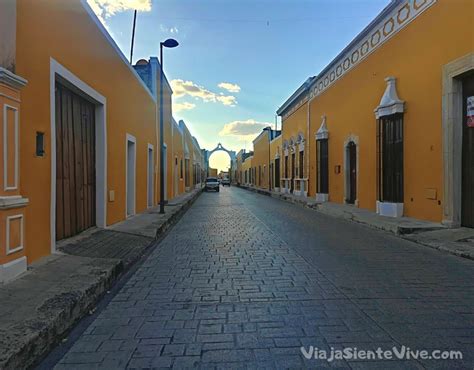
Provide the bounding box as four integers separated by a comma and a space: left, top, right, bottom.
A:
306, 97, 311, 197
268, 131, 271, 191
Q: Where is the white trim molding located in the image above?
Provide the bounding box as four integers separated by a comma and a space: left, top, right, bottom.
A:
0, 256, 27, 284
441, 53, 474, 227
316, 115, 329, 140
0, 67, 27, 90
376, 200, 404, 217
6, 214, 24, 255
125, 133, 137, 218
375, 77, 405, 119
375, 77, 405, 217
316, 193, 329, 203
3, 104, 19, 191
50, 58, 107, 253
0, 195, 29, 209
147, 143, 154, 208
309, 0, 437, 101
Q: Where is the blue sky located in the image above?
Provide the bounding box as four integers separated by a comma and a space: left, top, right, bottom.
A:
89, 0, 388, 171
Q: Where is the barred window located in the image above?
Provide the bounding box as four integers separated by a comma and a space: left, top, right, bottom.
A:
377, 113, 403, 202
316, 139, 329, 193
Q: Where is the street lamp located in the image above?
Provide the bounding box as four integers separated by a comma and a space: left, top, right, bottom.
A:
159, 38, 179, 214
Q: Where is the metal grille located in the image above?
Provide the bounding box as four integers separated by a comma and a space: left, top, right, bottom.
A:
377, 114, 404, 203
317, 139, 329, 193
275, 158, 281, 187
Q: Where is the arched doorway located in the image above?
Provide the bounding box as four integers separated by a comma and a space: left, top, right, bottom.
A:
206, 143, 236, 179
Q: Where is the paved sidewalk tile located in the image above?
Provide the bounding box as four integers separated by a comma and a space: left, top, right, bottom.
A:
52, 187, 474, 369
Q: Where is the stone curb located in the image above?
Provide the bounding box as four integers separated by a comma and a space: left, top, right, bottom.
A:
154, 189, 203, 240
238, 184, 473, 261
0, 189, 202, 370
0, 257, 123, 370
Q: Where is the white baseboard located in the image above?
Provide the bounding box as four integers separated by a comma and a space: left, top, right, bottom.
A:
376, 201, 404, 217
316, 193, 329, 202
0, 256, 27, 284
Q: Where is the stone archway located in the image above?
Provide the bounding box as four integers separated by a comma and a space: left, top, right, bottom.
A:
205, 143, 236, 177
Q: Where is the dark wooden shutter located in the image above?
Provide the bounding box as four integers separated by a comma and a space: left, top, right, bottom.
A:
462, 74, 474, 227
348, 142, 357, 204
275, 158, 280, 188
56, 83, 96, 240
317, 139, 329, 193
378, 114, 403, 203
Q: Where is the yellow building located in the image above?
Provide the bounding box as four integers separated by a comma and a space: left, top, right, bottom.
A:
269, 135, 282, 192
277, 78, 314, 197
252, 128, 281, 190
0, 0, 203, 282
277, 0, 473, 225
235, 150, 247, 185
208, 168, 218, 178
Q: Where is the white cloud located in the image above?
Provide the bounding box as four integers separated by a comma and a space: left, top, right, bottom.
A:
160, 25, 179, 34
218, 82, 241, 93
219, 119, 272, 140
88, 0, 151, 27
174, 102, 196, 112
171, 79, 237, 107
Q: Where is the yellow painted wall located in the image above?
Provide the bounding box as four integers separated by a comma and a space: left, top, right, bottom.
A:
16, 0, 157, 262
241, 156, 253, 184
171, 123, 184, 198
281, 103, 309, 181
269, 135, 282, 188
306, 0, 473, 222
236, 152, 244, 184
209, 168, 218, 178
157, 74, 174, 202
252, 131, 270, 189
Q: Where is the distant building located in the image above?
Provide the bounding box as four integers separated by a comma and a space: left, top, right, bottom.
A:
208, 168, 218, 178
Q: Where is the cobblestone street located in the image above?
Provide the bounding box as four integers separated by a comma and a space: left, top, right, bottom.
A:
51, 187, 474, 369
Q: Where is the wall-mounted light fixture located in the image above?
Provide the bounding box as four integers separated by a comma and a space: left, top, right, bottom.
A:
36, 132, 45, 157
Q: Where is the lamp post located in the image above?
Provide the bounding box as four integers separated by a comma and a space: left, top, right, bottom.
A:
159, 38, 179, 214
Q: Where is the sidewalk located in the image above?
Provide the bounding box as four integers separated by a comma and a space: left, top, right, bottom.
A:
0, 188, 202, 370
239, 184, 474, 260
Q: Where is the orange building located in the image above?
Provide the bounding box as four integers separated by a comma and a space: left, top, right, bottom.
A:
208, 168, 218, 178
0, 0, 203, 283
275, 0, 473, 225
251, 128, 281, 191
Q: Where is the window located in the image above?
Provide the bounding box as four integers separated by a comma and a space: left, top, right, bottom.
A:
317, 139, 329, 193
377, 113, 403, 202
259, 165, 262, 186
275, 158, 280, 187
285, 155, 288, 178
299, 151, 304, 178
185, 159, 190, 187
180, 159, 183, 179
36, 132, 45, 157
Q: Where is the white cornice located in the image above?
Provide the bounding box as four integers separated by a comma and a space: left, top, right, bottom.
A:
375, 77, 405, 119
308, 0, 436, 102
316, 115, 329, 140
0, 68, 27, 89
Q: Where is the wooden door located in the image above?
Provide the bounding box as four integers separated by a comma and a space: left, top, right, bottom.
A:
348, 142, 357, 204
275, 158, 280, 188
56, 83, 96, 240
462, 73, 474, 228
291, 153, 295, 193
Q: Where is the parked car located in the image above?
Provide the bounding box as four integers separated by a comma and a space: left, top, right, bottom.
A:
221, 178, 230, 186
205, 177, 220, 192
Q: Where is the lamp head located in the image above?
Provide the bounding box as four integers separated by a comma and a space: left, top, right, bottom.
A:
161, 38, 179, 48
